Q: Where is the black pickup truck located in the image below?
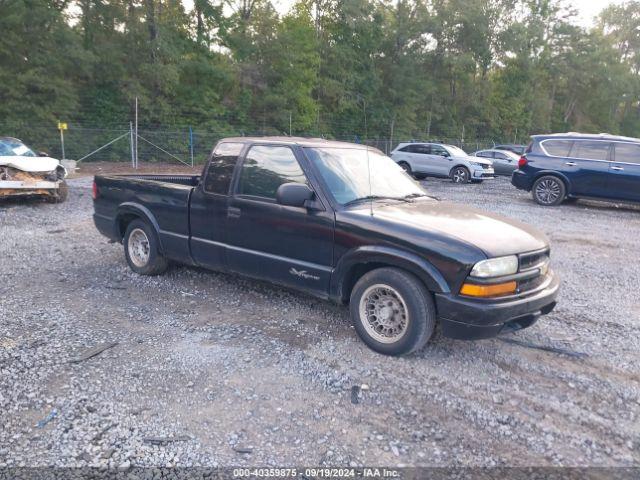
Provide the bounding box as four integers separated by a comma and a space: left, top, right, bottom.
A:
93, 137, 559, 355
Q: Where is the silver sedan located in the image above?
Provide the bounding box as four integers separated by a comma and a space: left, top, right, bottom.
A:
471, 149, 521, 176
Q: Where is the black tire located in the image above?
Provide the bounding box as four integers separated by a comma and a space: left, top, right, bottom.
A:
123, 219, 169, 275
398, 162, 413, 176
45, 181, 68, 203
450, 166, 471, 183
532, 175, 566, 206
350, 267, 436, 356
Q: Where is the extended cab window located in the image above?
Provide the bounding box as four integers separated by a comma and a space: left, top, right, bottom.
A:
614, 142, 640, 164
204, 142, 243, 194
237, 145, 307, 199
542, 140, 572, 157
570, 141, 611, 161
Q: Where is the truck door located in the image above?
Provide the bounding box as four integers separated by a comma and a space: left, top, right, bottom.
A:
225, 144, 334, 296
190, 142, 244, 270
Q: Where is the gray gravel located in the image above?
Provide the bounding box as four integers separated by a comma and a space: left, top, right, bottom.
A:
0, 175, 638, 468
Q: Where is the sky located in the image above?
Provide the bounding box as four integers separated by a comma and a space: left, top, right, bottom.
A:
181, 0, 626, 27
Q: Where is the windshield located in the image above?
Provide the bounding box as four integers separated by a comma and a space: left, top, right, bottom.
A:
0, 138, 36, 157
304, 147, 427, 205
444, 145, 468, 157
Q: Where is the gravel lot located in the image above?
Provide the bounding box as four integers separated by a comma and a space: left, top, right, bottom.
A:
0, 172, 638, 469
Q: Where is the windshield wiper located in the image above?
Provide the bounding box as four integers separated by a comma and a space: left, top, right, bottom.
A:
342, 195, 411, 207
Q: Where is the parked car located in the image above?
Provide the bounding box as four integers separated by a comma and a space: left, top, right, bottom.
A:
472, 149, 520, 176
93, 137, 559, 356
512, 133, 640, 206
0, 137, 68, 202
494, 144, 527, 155
391, 142, 494, 183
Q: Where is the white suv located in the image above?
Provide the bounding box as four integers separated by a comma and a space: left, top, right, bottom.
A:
391, 142, 494, 183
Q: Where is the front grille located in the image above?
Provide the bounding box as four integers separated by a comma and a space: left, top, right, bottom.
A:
518, 274, 546, 293
519, 249, 549, 272
517, 249, 550, 294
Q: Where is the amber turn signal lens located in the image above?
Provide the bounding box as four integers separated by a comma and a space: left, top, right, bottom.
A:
460, 281, 517, 298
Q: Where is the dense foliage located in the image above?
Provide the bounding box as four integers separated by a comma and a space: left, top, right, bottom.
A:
1, 0, 639, 151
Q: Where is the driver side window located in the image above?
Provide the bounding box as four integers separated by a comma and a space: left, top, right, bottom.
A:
431, 145, 449, 157
237, 145, 307, 200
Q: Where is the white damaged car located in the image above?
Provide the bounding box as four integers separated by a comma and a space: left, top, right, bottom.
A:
0, 137, 68, 203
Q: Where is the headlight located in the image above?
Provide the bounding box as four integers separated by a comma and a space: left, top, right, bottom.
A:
470, 255, 518, 278
469, 161, 487, 167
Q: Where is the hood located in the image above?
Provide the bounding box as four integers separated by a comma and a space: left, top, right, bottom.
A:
0, 156, 61, 173
356, 200, 548, 258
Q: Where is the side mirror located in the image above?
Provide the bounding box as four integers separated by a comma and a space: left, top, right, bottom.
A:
38, 151, 49, 157
276, 183, 314, 208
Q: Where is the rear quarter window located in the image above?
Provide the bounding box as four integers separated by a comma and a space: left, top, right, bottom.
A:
541, 139, 573, 157
204, 142, 244, 195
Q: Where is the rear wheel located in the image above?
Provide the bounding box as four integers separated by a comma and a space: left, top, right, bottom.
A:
451, 166, 470, 183
350, 268, 436, 356
124, 219, 168, 275
532, 175, 566, 206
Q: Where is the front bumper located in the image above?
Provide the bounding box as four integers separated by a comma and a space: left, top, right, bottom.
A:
435, 271, 560, 340
472, 167, 495, 178
0, 180, 62, 197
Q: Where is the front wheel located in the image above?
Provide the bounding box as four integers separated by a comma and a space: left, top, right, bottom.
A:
532, 175, 566, 206
350, 268, 436, 356
124, 219, 169, 275
398, 161, 413, 177
45, 181, 68, 203
451, 166, 471, 183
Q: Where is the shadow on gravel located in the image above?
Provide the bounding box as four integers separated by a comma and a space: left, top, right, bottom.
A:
0, 196, 52, 208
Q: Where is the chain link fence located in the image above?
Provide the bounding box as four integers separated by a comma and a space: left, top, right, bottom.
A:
1, 123, 518, 166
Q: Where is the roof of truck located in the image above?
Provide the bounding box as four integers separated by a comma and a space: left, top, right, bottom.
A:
220, 136, 381, 151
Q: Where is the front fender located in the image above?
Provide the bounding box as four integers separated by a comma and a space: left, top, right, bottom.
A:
331, 245, 451, 301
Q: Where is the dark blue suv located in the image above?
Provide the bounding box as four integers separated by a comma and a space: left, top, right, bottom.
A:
512, 133, 640, 206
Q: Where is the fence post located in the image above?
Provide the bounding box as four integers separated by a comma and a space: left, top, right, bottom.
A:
189, 127, 194, 167
130, 122, 135, 168
135, 97, 139, 169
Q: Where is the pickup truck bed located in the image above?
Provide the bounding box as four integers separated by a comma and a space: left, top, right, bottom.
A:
94, 174, 200, 266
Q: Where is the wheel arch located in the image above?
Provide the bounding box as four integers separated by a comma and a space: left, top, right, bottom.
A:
449, 164, 470, 176
115, 203, 164, 253
331, 246, 450, 304
533, 171, 572, 192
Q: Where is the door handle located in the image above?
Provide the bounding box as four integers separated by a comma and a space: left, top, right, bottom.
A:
611, 166, 624, 171
227, 207, 241, 218
565, 162, 577, 166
